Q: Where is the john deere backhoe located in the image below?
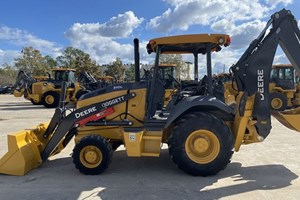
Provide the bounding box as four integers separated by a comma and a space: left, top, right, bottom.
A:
1, 9, 300, 177
12, 68, 81, 108
220, 64, 300, 111
269, 64, 300, 111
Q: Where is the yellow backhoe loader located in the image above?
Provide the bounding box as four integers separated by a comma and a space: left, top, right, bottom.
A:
269, 64, 300, 111
1, 9, 300, 177
12, 68, 81, 108
216, 64, 300, 111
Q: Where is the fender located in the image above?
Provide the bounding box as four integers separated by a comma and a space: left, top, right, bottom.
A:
164, 95, 234, 128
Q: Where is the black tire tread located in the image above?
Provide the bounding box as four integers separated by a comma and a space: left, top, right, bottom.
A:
168, 112, 234, 176
42, 91, 59, 108
72, 135, 113, 175
270, 92, 287, 111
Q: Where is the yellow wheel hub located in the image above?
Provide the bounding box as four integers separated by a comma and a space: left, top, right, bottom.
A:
45, 95, 54, 104
271, 98, 282, 109
80, 145, 102, 168
194, 138, 209, 153
185, 130, 220, 164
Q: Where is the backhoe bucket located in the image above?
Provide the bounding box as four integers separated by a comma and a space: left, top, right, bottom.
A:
272, 107, 300, 132
13, 90, 24, 97
0, 123, 49, 176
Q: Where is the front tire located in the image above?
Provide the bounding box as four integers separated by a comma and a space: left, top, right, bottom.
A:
42, 91, 59, 108
72, 135, 113, 175
270, 92, 287, 111
168, 112, 234, 176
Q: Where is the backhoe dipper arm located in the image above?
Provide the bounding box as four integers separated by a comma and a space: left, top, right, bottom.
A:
11, 71, 36, 92
231, 9, 300, 138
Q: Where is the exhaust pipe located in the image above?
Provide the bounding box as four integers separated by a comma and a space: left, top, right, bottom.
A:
134, 38, 140, 82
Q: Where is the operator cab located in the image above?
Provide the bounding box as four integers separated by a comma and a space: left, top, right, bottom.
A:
52, 68, 76, 87
271, 64, 295, 90
146, 34, 231, 119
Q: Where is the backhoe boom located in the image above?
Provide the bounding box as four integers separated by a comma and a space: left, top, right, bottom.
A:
232, 9, 300, 138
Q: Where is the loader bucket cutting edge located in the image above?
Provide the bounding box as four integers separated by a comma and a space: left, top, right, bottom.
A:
0, 123, 49, 176
272, 107, 300, 132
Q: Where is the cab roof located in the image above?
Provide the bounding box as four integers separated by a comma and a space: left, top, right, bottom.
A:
147, 34, 230, 54
272, 64, 293, 68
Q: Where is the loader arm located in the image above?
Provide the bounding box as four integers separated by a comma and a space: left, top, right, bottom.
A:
41, 92, 136, 161
0, 92, 135, 175
231, 9, 300, 139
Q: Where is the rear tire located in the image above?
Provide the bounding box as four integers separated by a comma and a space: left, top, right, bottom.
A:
270, 92, 287, 111
168, 112, 234, 176
72, 135, 113, 175
42, 91, 59, 108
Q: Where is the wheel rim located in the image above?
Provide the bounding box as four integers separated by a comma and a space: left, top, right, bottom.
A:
185, 130, 220, 164
271, 98, 282, 110
80, 145, 102, 168
45, 95, 54, 104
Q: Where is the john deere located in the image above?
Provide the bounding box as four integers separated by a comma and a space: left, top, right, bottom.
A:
1, 9, 300, 177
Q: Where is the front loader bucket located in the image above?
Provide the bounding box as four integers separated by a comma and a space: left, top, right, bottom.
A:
0, 123, 49, 176
272, 107, 300, 132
